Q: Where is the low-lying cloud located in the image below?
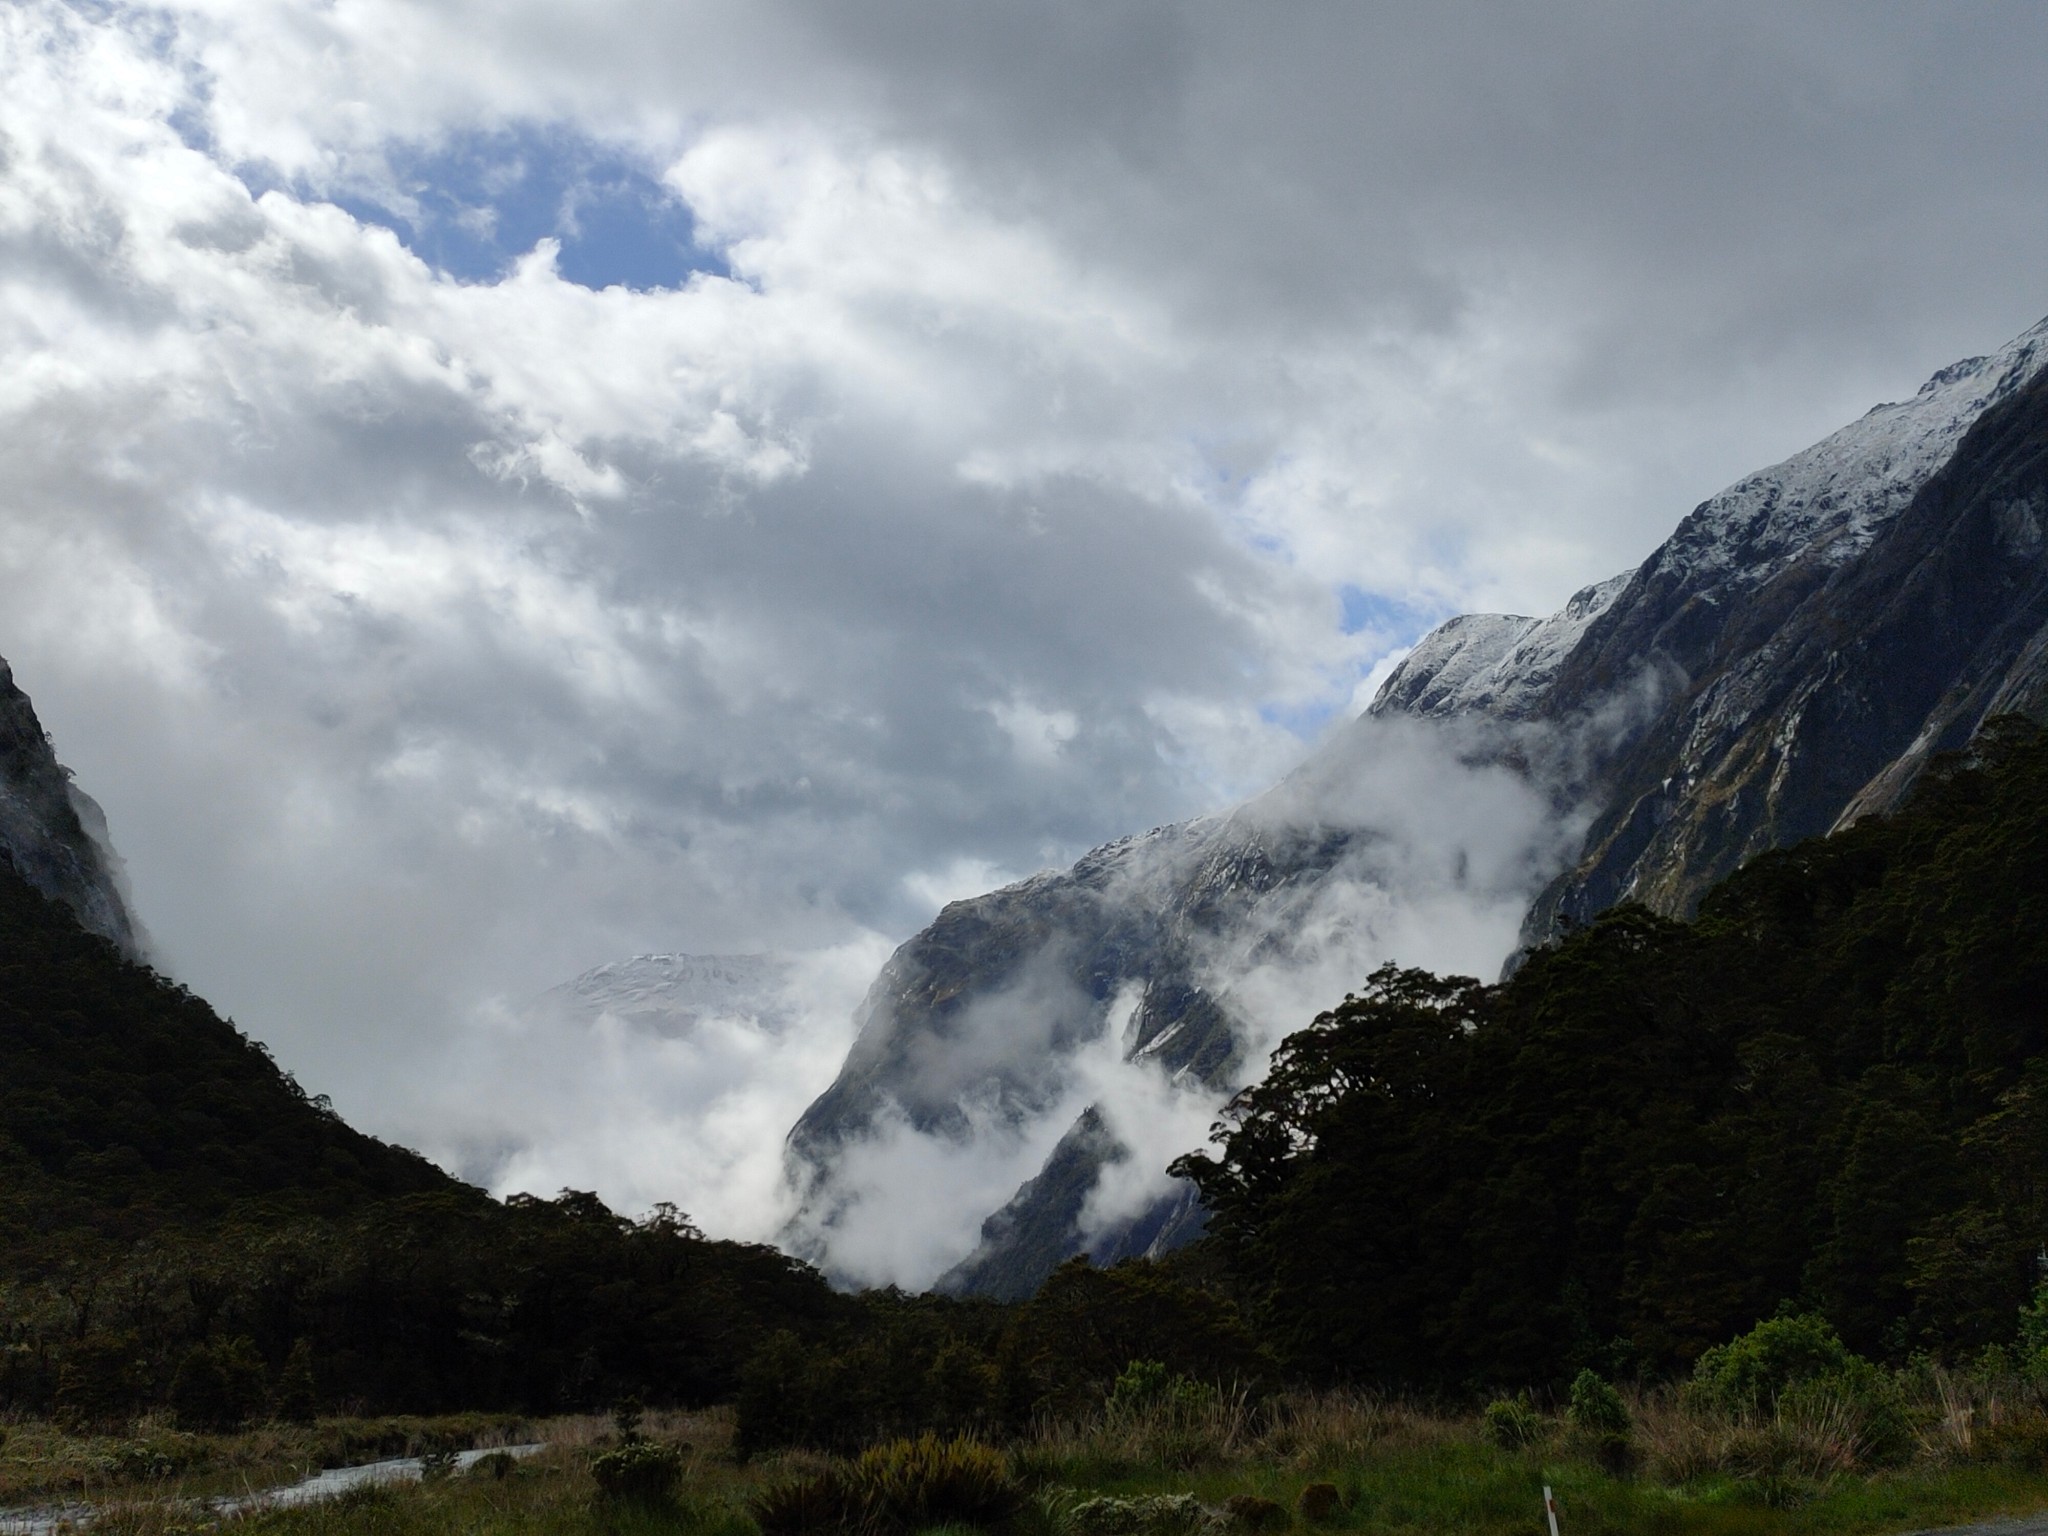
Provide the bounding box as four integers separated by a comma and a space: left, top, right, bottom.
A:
4, 0, 2047, 1251
785, 705, 1621, 1288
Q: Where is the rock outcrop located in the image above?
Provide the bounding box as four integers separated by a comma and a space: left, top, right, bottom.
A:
0, 658, 143, 957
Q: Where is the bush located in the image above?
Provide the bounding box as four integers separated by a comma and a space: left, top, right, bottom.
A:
53, 1333, 144, 1431
1223, 1494, 1287, 1531
1107, 1360, 1212, 1418
1688, 1314, 1855, 1415
470, 1450, 520, 1480
1063, 1493, 1211, 1536
1779, 1359, 1913, 1466
1483, 1396, 1542, 1449
1566, 1370, 1630, 1436
1294, 1484, 1340, 1523
1975, 1415, 2048, 1468
754, 1475, 861, 1536
750, 1435, 1021, 1535
589, 1439, 683, 1502
1565, 1369, 1634, 1472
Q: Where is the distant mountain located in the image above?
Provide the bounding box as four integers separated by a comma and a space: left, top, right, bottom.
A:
785, 313, 2048, 1300
525, 951, 800, 1038
0, 660, 144, 957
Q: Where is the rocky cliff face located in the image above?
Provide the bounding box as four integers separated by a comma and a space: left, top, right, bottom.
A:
1379, 316, 2048, 936
0, 658, 143, 957
787, 313, 2048, 1299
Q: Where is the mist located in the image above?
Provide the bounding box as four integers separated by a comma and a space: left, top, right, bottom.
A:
785, 701, 1624, 1289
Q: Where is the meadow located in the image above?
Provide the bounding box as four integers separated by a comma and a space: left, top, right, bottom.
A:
11, 1375, 2048, 1536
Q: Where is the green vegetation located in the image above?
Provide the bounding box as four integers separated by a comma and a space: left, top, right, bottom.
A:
0, 853, 847, 1421
14, 1385, 2048, 1536
9, 689, 2048, 1536
1176, 717, 2048, 1389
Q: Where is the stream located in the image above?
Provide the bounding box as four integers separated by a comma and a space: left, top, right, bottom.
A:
0, 1444, 544, 1535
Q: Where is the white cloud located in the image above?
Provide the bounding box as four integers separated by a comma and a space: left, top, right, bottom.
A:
2, 0, 2046, 1250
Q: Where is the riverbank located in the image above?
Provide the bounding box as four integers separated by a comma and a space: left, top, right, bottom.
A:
0, 1412, 536, 1509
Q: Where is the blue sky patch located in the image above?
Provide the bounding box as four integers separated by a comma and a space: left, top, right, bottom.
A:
308, 125, 726, 291
1339, 583, 1438, 640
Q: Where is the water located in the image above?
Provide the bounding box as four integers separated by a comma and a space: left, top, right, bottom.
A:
0, 1444, 544, 1535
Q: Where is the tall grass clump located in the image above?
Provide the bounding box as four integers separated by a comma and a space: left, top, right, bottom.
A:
751, 1434, 1022, 1535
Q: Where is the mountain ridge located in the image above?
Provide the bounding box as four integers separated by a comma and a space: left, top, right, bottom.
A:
784, 311, 2048, 1300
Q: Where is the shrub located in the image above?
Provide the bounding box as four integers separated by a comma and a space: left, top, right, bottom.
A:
851, 1435, 1022, 1531
1779, 1359, 1913, 1466
1108, 1360, 1212, 1418
590, 1439, 683, 1502
1223, 1494, 1287, 1531
1688, 1314, 1855, 1415
416, 1432, 464, 1483
1063, 1493, 1211, 1536
1294, 1484, 1340, 1523
928, 1340, 998, 1432
613, 1396, 645, 1441
1975, 1415, 2048, 1468
1566, 1370, 1630, 1436
1565, 1370, 1634, 1472
754, 1474, 861, 1536
1482, 1396, 1542, 1449
751, 1435, 1021, 1535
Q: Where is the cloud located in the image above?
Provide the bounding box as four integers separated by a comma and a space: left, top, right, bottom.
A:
2, 0, 2046, 1244
410, 938, 889, 1238
789, 703, 1626, 1286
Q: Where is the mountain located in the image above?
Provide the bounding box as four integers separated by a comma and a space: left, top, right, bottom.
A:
785, 313, 2048, 1300
0, 659, 144, 957
1381, 316, 2048, 938
0, 669, 846, 1422
525, 951, 800, 1038
0, 659, 455, 1254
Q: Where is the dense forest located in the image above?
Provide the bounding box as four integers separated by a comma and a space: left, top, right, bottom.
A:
1175, 714, 2048, 1391
0, 852, 846, 1421
4, 718, 2047, 1445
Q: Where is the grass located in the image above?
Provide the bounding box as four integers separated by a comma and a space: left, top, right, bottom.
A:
6, 1397, 2048, 1536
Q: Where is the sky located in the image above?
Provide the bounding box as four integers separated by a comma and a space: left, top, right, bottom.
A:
4, 1, 2048, 1254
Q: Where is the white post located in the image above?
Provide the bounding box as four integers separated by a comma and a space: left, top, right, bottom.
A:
1542, 1485, 1561, 1536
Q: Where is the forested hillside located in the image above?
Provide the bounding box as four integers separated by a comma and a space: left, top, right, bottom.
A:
0, 854, 452, 1254
0, 851, 845, 1421
1176, 716, 2048, 1391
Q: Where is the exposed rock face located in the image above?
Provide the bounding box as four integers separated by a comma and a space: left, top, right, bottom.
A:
1378, 316, 2048, 935
0, 658, 143, 957
788, 313, 2048, 1300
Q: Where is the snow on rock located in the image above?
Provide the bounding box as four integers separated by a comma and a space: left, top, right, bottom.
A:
1370, 573, 1633, 721
1376, 316, 2048, 727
